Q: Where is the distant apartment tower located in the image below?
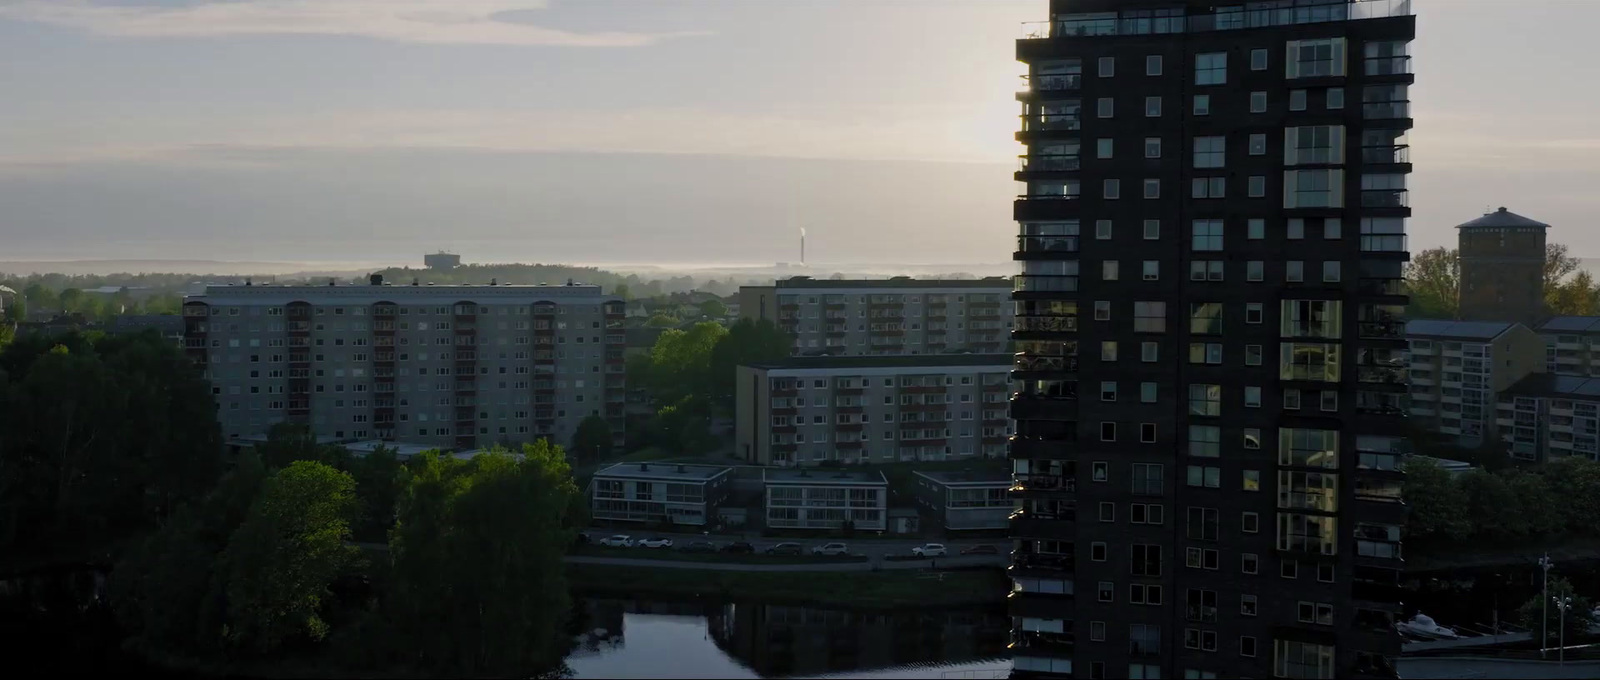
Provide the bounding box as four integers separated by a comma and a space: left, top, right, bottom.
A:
734, 355, 1012, 466
425, 251, 462, 270
1009, 1, 1414, 678
738, 277, 1013, 356
1405, 320, 1543, 446
184, 276, 626, 450
1457, 207, 1549, 326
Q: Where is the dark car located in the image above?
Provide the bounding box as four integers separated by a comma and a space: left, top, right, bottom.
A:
765, 542, 804, 555
680, 541, 717, 553
960, 544, 999, 555
720, 541, 755, 554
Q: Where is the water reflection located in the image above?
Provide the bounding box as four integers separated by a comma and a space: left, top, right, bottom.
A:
568, 597, 1010, 679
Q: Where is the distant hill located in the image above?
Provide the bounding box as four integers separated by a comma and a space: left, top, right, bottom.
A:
0, 260, 398, 277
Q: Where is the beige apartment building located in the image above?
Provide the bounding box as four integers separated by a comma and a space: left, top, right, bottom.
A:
1498, 374, 1600, 463
184, 276, 625, 451
1537, 316, 1600, 377
734, 354, 1012, 466
1406, 320, 1543, 446
738, 277, 1012, 356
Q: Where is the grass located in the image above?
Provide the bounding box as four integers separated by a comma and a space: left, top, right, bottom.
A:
566, 564, 1008, 609
572, 545, 867, 565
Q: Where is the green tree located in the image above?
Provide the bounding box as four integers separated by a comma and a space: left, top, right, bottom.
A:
57, 287, 85, 314
1457, 470, 1524, 539
654, 396, 716, 455
256, 422, 351, 470
614, 283, 631, 300
1504, 470, 1563, 538
3, 294, 25, 323
645, 313, 679, 328
570, 414, 613, 464
699, 298, 729, 318
647, 321, 728, 404
1402, 458, 1469, 541
1519, 577, 1597, 648
1541, 456, 1600, 534
222, 460, 359, 654
346, 444, 405, 544
708, 318, 793, 402
1548, 269, 1600, 316
1405, 247, 1459, 319
22, 282, 57, 312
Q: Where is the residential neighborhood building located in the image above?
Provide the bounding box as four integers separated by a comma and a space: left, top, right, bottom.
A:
911, 470, 1013, 531
1497, 374, 1600, 463
734, 354, 1012, 466
1536, 316, 1600, 377
590, 462, 733, 527
1010, 1, 1415, 677
764, 468, 888, 532
738, 276, 1013, 356
1407, 320, 1543, 446
184, 276, 626, 451
1457, 207, 1550, 328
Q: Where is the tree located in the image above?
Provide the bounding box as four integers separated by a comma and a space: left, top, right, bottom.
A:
1541, 456, 1600, 534
1519, 577, 1597, 649
1547, 269, 1600, 316
1456, 470, 1524, 539
698, 299, 728, 318
570, 415, 613, 464
3, 294, 25, 323
707, 318, 793, 402
346, 444, 404, 544
645, 313, 679, 328
57, 287, 85, 314
22, 282, 57, 312
647, 321, 728, 404
1405, 247, 1459, 319
222, 461, 359, 654
1545, 242, 1582, 292
1401, 458, 1469, 541
1503, 470, 1563, 538
256, 422, 350, 471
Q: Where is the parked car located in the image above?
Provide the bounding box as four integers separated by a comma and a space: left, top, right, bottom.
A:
812, 542, 850, 556
960, 544, 1000, 556
721, 541, 756, 554
636, 537, 674, 549
766, 542, 804, 555
911, 543, 947, 558
571, 533, 592, 548
597, 535, 633, 548
679, 541, 717, 553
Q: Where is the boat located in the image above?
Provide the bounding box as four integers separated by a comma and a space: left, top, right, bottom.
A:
1396, 613, 1460, 640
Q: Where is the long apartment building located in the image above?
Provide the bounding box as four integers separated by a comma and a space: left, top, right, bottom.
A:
739, 277, 1013, 356
1405, 320, 1542, 446
1009, 1, 1414, 678
734, 355, 1012, 466
184, 276, 626, 450
1537, 316, 1600, 377
1497, 375, 1600, 463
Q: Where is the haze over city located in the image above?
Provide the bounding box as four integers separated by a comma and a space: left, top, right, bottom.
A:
2, 0, 1597, 266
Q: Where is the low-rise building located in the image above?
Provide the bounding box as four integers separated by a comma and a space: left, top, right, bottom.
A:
1497, 374, 1600, 463
1537, 316, 1600, 376
764, 468, 887, 531
910, 470, 1012, 531
590, 462, 732, 527
734, 354, 1012, 466
1407, 320, 1544, 446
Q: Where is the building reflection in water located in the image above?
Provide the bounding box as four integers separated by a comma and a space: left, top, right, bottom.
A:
705, 601, 1009, 677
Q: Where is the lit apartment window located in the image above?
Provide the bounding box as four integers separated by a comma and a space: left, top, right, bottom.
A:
1195, 52, 1227, 85
1193, 136, 1226, 168
1193, 94, 1211, 115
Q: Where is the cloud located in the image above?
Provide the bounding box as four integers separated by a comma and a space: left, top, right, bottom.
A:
0, 0, 707, 47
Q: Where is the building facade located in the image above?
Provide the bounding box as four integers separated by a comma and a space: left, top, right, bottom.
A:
734, 355, 1012, 466
184, 277, 626, 450
1457, 208, 1549, 327
590, 462, 732, 527
1497, 374, 1600, 463
764, 469, 888, 532
1406, 320, 1543, 446
1537, 316, 1600, 377
1010, 1, 1414, 677
912, 470, 1014, 531
739, 277, 1013, 356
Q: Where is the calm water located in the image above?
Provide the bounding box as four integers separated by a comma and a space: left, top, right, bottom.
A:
566, 597, 1012, 679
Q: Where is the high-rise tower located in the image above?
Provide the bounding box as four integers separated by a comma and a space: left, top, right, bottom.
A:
1009, 1, 1413, 677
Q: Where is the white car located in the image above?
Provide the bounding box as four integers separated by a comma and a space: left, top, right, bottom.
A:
596, 534, 633, 548
636, 537, 674, 549
812, 542, 850, 556
912, 543, 947, 558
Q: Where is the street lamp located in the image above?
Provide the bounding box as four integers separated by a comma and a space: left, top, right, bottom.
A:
1554, 595, 1573, 666
1540, 553, 1554, 657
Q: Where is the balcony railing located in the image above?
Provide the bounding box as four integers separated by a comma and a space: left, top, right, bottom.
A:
1019, 74, 1082, 92
1364, 101, 1411, 119
1360, 234, 1408, 252
1358, 278, 1406, 296
1359, 366, 1408, 384
1361, 190, 1410, 208
1015, 355, 1078, 373
1014, 276, 1079, 293
1364, 56, 1413, 76
1017, 236, 1080, 254
1359, 321, 1406, 339
1013, 474, 1075, 492
1012, 631, 1075, 654
1016, 316, 1078, 333
1018, 155, 1081, 172
1019, 115, 1081, 132
1012, 552, 1075, 571
1021, 0, 1412, 39
1361, 145, 1410, 164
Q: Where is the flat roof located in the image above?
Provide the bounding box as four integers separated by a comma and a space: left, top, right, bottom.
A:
594, 462, 732, 482
773, 277, 1010, 290
913, 470, 1013, 487
345, 440, 441, 459
745, 354, 1012, 371
227, 433, 353, 447
1540, 316, 1600, 333
1502, 373, 1600, 399
765, 469, 888, 486
1406, 319, 1517, 341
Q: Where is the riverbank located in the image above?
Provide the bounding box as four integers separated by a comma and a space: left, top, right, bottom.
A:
566, 563, 1009, 609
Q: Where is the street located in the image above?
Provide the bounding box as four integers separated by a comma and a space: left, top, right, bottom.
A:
582, 528, 1009, 560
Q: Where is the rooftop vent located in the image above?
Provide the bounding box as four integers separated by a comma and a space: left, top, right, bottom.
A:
370, 274, 384, 286
676, 464, 687, 473
639, 463, 650, 471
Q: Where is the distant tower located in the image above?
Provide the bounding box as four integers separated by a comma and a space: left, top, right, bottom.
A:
1458, 207, 1550, 325
424, 251, 462, 270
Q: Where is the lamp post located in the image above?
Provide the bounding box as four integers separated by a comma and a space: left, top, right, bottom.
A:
1553, 595, 1573, 666
1540, 553, 1554, 656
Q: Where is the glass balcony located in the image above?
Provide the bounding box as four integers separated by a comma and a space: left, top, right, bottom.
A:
1014, 276, 1079, 293
1364, 55, 1413, 76
1018, 155, 1081, 172
1358, 278, 1405, 296
1361, 190, 1410, 208
1364, 101, 1411, 119
1361, 145, 1410, 164
1019, 115, 1081, 132
1021, 0, 1412, 39
1360, 234, 1408, 252
1012, 631, 1075, 655
1015, 316, 1077, 333
1020, 74, 1082, 92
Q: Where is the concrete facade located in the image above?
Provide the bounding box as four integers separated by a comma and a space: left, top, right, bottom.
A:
1457, 208, 1549, 327
739, 277, 1013, 356
590, 462, 732, 527
1407, 320, 1544, 446
764, 469, 888, 532
912, 470, 1013, 531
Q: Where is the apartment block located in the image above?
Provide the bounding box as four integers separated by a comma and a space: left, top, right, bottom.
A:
739, 277, 1013, 356
911, 470, 1014, 531
590, 462, 732, 527
1010, 1, 1415, 677
1497, 375, 1600, 463
734, 355, 1012, 466
1406, 320, 1542, 446
764, 469, 888, 532
184, 276, 626, 451
1537, 316, 1600, 377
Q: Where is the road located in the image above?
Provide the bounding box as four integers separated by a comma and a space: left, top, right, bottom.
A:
582, 529, 1008, 561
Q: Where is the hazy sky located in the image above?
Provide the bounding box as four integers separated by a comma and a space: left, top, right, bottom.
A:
1, 0, 1597, 266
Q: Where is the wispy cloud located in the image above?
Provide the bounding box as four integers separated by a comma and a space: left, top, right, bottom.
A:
0, 0, 706, 47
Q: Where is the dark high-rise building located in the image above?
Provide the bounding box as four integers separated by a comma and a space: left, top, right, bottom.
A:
1009, 1, 1412, 678
1457, 207, 1550, 327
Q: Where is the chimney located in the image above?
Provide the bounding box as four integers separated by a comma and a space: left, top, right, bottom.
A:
328, 278, 336, 286
245, 277, 252, 286
412, 277, 419, 286
490, 278, 498, 286
370, 274, 383, 286
639, 463, 650, 471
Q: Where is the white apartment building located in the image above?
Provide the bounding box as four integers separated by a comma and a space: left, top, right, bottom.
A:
763, 469, 888, 532
1498, 374, 1600, 463
1405, 320, 1542, 446
184, 276, 626, 451
734, 354, 1013, 466
739, 277, 1013, 356
1537, 316, 1600, 377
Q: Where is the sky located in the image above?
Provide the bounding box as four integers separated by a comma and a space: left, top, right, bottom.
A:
0, 0, 1597, 266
